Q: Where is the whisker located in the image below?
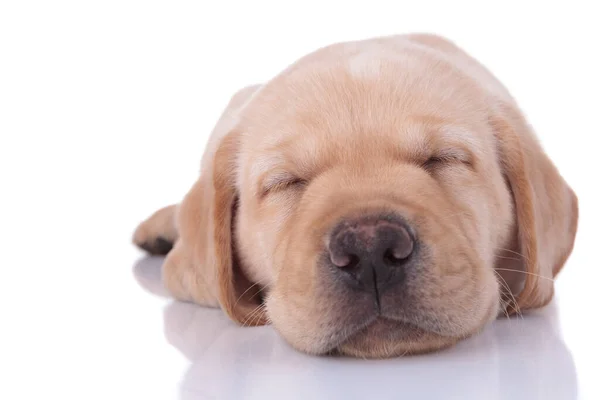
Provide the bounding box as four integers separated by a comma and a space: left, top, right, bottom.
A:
494, 270, 522, 319
242, 303, 267, 327
249, 285, 268, 301
242, 305, 260, 327
494, 268, 554, 282
234, 277, 268, 309
494, 275, 511, 317
495, 255, 522, 262
495, 247, 530, 262
498, 297, 510, 319
250, 304, 268, 326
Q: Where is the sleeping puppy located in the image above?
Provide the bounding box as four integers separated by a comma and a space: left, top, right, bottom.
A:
133, 34, 578, 358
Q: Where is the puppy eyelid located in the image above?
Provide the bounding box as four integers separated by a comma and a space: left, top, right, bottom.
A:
260, 172, 306, 197
422, 148, 474, 169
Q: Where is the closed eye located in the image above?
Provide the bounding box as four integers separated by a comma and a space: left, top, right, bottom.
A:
421, 149, 474, 171
260, 172, 307, 197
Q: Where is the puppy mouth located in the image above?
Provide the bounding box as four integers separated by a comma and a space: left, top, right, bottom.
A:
331, 317, 458, 358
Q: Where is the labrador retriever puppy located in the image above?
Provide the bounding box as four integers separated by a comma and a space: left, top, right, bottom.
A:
133, 34, 578, 358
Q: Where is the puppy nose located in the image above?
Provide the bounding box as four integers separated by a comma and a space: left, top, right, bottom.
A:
328, 216, 415, 293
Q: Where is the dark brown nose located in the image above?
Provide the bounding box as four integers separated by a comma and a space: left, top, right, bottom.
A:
328, 216, 415, 295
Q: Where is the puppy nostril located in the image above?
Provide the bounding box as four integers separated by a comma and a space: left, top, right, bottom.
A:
330, 253, 351, 267
330, 253, 360, 268
384, 248, 410, 265
390, 225, 414, 259
392, 242, 413, 260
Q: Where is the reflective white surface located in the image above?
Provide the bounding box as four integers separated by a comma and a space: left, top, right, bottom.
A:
1, 1, 598, 399
136, 258, 580, 400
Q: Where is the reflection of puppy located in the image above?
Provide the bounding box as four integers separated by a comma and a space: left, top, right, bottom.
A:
160, 295, 577, 400
133, 34, 578, 358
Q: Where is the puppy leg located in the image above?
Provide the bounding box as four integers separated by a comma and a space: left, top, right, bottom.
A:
133, 204, 178, 255
133, 203, 219, 306
161, 241, 219, 306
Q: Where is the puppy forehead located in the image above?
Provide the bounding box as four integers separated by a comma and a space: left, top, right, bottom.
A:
244, 120, 481, 182
239, 53, 489, 181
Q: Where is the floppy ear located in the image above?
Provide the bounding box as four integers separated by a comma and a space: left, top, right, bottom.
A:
211, 132, 268, 325
162, 131, 267, 326
162, 85, 267, 326
491, 102, 578, 314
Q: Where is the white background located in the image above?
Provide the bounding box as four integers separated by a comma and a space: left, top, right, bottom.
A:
1, 1, 598, 399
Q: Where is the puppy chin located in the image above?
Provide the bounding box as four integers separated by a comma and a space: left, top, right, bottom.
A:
335, 318, 460, 358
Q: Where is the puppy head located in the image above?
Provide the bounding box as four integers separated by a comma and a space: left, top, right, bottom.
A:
181, 39, 578, 358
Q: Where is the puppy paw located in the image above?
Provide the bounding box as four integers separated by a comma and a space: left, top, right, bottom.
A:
133, 205, 178, 255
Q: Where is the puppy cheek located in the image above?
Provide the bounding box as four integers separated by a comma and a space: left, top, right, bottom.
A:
479, 268, 502, 324
441, 258, 500, 335
264, 293, 328, 355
